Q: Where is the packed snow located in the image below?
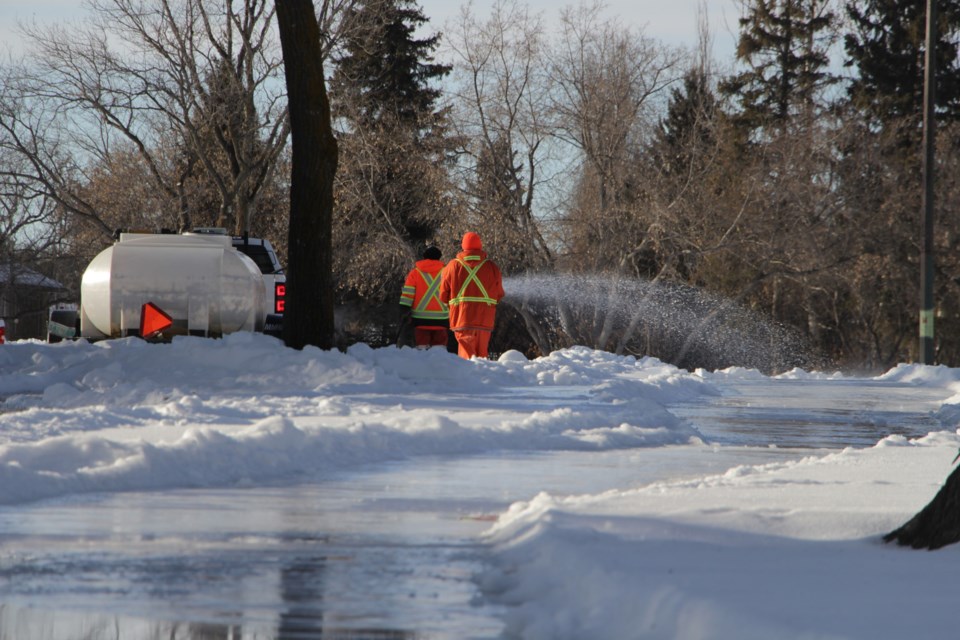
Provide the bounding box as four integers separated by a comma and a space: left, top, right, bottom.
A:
2, 334, 960, 639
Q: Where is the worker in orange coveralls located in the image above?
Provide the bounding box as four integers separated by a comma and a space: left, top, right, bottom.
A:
399, 245, 450, 348
439, 232, 505, 359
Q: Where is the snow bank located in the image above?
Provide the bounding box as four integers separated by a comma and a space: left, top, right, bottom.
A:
479, 430, 960, 640
5, 336, 960, 637
0, 337, 709, 505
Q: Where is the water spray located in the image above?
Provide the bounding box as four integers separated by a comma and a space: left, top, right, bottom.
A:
502, 273, 818, 373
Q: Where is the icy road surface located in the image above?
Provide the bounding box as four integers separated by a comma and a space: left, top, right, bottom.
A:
0, 348, 950, 639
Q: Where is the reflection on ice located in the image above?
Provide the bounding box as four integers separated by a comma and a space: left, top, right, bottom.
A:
672, 377, 946, 448
0, 364, 953, 638
0, 607, 416, 639
0, 445, 794, 639
0, 469, 509, 640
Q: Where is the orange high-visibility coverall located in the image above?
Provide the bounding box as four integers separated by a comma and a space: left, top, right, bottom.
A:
439, 233, 505, 359
399, 257, 449, 347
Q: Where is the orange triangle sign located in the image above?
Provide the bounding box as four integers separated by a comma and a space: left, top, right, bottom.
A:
140, 302, 173, 338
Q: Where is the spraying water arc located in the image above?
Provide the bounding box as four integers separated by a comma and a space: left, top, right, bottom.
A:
502, 273, 817, 372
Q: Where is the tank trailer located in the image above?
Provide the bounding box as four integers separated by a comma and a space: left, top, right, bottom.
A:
48, 229, 285, 342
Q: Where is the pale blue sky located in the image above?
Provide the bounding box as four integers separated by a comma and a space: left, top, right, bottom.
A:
1, 2, 84, 56
2, 0, 739, 62
421, 0, 739, 56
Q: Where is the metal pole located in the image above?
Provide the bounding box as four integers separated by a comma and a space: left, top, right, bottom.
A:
920, 0, 937, 364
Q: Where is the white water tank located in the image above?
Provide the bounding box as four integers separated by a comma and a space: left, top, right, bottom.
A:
80, 233, 266, 339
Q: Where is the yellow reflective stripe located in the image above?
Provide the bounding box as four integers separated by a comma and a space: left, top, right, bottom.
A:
411, 309, 448, 320
399, 284, 415, 306
449, 259, 497, 306
414, 269, 447, 315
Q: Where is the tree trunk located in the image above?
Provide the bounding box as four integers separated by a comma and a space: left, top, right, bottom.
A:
884, 459, 960, 550
275, 0, 339, 350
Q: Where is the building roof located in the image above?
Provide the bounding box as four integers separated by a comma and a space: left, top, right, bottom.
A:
0, 264, 64, 290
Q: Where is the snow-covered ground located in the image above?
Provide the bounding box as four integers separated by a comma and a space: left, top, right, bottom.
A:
2, 335, 960, 639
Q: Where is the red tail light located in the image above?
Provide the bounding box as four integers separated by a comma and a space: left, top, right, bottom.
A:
275, 282, 286, 314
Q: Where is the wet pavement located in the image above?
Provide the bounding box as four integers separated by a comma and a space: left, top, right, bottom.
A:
0, 375, 948, 639
671, 375, 946, 448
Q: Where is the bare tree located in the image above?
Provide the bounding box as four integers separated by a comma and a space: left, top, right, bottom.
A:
441, 1, 687, 355
0, 117, 75, 335
444, 0, 555, 275
325, 0, 457, 349
0, 62, 115, 241
18, 0, 290, 236
550, 1, 682, 221
544, 2, 684, 350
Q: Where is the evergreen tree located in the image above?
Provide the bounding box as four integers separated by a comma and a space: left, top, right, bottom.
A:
844, 0, 960, 127
633, 66, 736, 284
328, 0, 456, 324
469, 136, 549, 275
651, 67, 721, 193
721, 0, 836, 134
331, 0, 450, 131
474, 137, 523, 214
